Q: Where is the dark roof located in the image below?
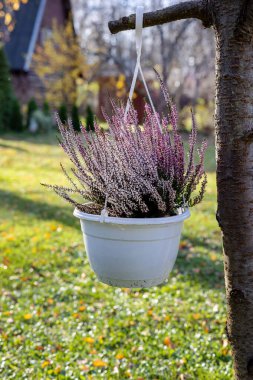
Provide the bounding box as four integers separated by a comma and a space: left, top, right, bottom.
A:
5, 0, 45, 72
4, 0, 72, 73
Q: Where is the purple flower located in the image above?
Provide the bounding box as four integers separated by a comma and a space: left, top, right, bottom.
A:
42, 78, 207, 218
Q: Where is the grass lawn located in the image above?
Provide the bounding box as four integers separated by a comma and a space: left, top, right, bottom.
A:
0, 132, 232, 379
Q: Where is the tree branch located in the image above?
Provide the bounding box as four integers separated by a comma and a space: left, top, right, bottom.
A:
108, 0, 212, 34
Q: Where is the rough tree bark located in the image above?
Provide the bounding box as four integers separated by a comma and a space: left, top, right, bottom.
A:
109, 1, 253, 379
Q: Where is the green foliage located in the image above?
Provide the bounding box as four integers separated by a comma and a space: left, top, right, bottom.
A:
26, 98, 38, 128
71, 104, 80, 131
0, 132, 232, 379
86, 104, 94, 131
58, 103, 68, 124
0, 48, 14, 131
9, 97, 23, 132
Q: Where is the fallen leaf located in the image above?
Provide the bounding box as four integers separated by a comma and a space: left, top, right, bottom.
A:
41, 360, 50, 368
54, 366, 61, 374
116, 353, 124, 360
3, 257, 10, 267
35, 345, 44, 351
84, 337, 94, 344
210, 253, 217, 261
179, 241, 188, 249
3, 311, 11, 316
164, 337, 173, 347
93, 359, 107, 367
24, 313, 32, 320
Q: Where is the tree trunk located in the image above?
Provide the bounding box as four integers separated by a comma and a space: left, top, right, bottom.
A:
109, 1, 253, 378
214, 1, 253, 379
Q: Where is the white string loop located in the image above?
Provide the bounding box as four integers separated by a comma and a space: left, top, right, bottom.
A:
124, 6, 162, 131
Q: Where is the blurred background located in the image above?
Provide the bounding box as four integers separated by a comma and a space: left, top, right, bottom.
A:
0, 0, 215, 134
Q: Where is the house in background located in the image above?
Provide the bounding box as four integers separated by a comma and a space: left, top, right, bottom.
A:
4, 0, 72, 104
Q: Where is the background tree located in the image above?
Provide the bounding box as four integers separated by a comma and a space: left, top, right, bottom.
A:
26, 98, 38, 129
33, 19, 89, 108
72, 0, 215, 105
58, 104, 68, 124
9, 97, 23, 132
85, 105, 94, 132
0, 0, 29, 43
109, 1, 253, 379
71, 104, 80, 131
0, 47, 13, 131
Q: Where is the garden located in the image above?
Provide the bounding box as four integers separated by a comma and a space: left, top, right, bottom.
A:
0, 131, 232, 379
1, 0, 252, 379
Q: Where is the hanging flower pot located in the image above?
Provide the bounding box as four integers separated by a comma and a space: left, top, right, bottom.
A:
74, 207, 190, 288
42, 6, 207, 288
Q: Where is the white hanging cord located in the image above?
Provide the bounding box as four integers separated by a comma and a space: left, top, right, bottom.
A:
124, 6, 162, 131
100, 193, 109, 223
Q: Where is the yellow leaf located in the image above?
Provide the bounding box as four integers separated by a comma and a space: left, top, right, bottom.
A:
164, 315, 171, 321
192, 313, 201, 320
2, 332, 8, 340
179, 241, 188, 249
210, 253, 217, 261
54, 366, 61, 374
24, 313, 32, 320
220, 346, 230, 356
3, 311, 11, 316
13, 2, 20, 10
93, 359, 107, 367
147, 309, 153, 316
5, 13, 12, 26
41, 360, 50, 368
47, 298, 54, 304
163, 337, 172, 347
116, 353, 124, 360
83, 337, 94, 344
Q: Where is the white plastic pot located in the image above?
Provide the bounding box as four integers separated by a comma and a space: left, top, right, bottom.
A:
74, 208, 190, 288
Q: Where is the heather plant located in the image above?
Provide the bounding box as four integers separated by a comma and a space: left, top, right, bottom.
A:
43, 82, 207, 218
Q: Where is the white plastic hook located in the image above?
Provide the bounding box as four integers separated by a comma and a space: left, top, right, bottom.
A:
124, 6, 162, 131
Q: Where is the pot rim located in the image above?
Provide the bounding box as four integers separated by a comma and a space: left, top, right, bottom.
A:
73, 207, 190, 225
